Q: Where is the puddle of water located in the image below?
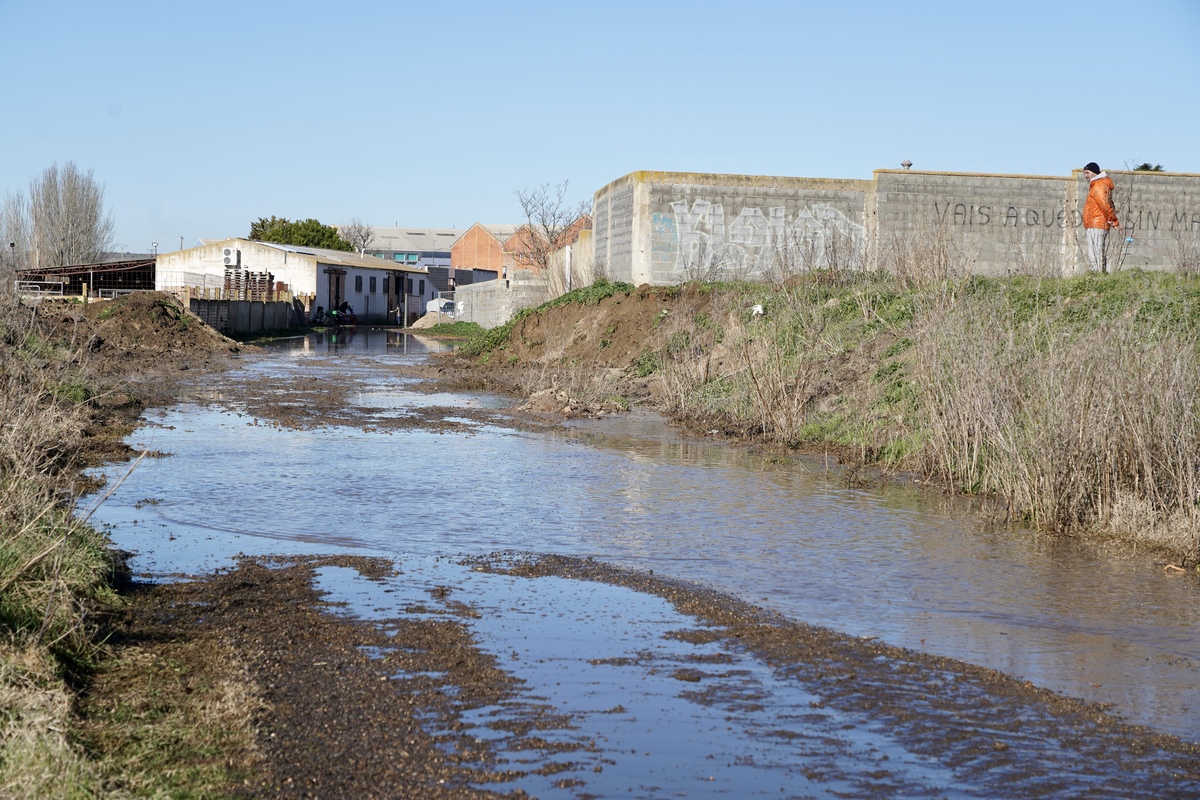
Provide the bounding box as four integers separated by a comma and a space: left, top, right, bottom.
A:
267, 328, 458, 356
86, 342, 1200, 742
314, 558, 1198, 798
315, 559, 979, 799
352, 391, 510, 411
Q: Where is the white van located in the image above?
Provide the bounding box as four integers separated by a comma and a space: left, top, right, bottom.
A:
426, 298, 455, 318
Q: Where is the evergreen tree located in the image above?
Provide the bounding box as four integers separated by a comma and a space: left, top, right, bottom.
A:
249, 216, 353, 251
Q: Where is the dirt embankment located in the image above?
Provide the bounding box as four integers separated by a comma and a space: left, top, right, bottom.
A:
36, 291, 247, 383
34, 292, 250, 463
434, 283, 893, 448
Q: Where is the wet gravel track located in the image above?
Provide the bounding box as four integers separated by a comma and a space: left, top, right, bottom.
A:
115, 553, 1200, 799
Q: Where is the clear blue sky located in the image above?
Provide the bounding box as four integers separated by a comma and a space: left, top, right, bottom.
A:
3, 0, 1197, 254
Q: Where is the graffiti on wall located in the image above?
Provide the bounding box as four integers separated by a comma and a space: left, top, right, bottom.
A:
932, 201, 1200, 232
652, 201, 865, 277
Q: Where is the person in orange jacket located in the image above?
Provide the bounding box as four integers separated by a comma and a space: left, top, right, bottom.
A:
1082, 161, 1119, 272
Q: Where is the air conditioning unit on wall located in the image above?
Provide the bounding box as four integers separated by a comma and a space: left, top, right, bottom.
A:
222, 247, 240, 267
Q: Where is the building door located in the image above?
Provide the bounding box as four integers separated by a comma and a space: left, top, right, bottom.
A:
325, 269, 346, 309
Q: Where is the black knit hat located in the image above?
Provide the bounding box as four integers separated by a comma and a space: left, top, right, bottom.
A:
1084, 162, 1101, 174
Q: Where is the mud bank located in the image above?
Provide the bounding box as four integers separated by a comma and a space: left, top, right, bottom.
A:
90, 554, 1200, 798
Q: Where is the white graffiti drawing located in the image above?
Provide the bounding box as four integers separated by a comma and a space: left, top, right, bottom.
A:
665, 201, 865, 276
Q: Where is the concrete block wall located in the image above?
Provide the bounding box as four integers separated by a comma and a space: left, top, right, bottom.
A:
592, 180, 636, 282
595, 171, 870, 285
454, 270, 553, 330
1092, 170, 1200, 273
874, 170, 1072, 276
189, 299, 292, 334
596, 169, 1200, 284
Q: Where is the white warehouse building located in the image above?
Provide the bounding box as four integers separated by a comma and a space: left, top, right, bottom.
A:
155, 238, 432, 324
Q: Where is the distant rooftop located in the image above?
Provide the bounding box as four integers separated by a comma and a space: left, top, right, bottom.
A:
474, 224, 522, 242
355, 227, 465, 253
197, 238, 427, 272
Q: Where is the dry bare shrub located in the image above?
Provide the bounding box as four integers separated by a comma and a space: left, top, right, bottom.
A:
656, 288, 847, 444
763, 214, 866, 288
654, 293, 742, 418
912, 298, 1200, 558
1168, 224, 1200, 276
677, 238, 745, 283
879, 218, 976, 303
1006, 223, 1064, 278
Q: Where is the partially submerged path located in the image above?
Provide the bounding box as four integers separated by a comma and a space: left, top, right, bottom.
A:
91, 554, 1200, 798
57, 301, 1200, 798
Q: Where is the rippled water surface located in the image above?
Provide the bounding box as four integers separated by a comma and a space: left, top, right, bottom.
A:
88, 330, 1200, 742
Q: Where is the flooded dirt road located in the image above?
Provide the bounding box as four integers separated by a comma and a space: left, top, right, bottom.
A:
87, 329, 1200, 796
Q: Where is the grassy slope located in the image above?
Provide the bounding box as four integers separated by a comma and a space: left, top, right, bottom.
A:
0, 292, 252, 798
467, 272, 1200, 564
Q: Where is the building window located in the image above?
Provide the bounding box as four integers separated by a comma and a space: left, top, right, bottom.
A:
369, 276, 377, 293
407, 277, 413, 294
355, 275, 363, 292
394, 253, 405, 262
407, 254, 418, 262
373, 253, 385, 259
419, 279, 425, 296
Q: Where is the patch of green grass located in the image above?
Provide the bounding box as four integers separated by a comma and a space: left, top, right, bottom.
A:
691, 311, 725, 343
461, 280, 634, 358
52, 379, 94, 405
78, 639, 259, 799
796, 413, 851, 445
876, 433, 921, 465
871, 361, 903, 383
0, 510, 118, 675
423, 321, 484, 338
633, 349, 660, 377
881, 337, 914, 359
665, 330, 691, 354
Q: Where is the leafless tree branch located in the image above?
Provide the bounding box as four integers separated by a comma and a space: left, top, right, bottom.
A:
512, 181, 592, 273
2, 163, 115, 270
341, 217, 375, 254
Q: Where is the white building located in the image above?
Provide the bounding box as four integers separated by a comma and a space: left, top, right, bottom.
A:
155, 238, 430, 324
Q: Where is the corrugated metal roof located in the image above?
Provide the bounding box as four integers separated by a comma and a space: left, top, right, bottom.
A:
366, 227, 465, 253
253, 241, 428, 273
197, 239, 427, 273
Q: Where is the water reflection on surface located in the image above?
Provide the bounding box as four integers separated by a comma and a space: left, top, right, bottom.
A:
87, 333, 1200, 741
269, 327, 458, 355
316, 560, 983, 799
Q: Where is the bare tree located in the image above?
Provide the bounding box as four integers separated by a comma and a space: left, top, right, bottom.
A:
512, 181, 592, 273
341, 217, 375, 254
0, 191, 30, 275
19, 162, 116, 268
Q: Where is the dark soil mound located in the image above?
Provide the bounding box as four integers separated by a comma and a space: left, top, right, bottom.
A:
36, 291, 245, 375
31, 291, 252, 465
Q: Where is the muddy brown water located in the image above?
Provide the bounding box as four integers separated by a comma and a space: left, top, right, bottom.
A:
86, 329, 1200, 794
